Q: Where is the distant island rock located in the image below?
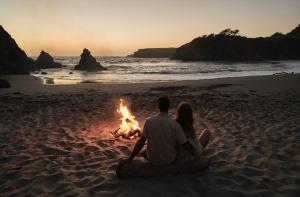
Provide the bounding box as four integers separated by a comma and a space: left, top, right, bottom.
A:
128, 48, 177, 58
172, 24, 300, 61
0, 25, 34, 74
74, 48, 106, 71
35, 50, 63, 69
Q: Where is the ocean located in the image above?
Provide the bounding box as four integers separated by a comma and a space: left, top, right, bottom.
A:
31, 57, 300, 85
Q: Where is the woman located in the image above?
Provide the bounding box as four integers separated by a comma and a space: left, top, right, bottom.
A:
176, 102, 210, 162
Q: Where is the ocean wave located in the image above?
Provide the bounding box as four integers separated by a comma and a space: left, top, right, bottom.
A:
103, 58, 144, 64
127, 69, 244, 75
105, 65, 132, 69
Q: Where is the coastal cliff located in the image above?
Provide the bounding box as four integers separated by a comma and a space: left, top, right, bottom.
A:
0, 25, 34, 74
129, 48, 176, 58
172, 24, 300, 61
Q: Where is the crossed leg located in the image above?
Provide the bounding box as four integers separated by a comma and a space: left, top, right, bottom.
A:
199, 129, 210, 148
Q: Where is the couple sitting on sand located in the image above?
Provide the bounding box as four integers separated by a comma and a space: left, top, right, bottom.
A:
119, 96, 210, 169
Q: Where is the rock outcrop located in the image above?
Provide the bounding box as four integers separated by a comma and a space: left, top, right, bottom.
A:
172, 24, 300, 61
0, 79, 10, 88
74, 48, 106, 71
128, 48, 176, 58
35, 51, 62, 69
0, 25, 34, 74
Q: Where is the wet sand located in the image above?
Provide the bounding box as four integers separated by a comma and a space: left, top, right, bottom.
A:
0, 74, 300, 196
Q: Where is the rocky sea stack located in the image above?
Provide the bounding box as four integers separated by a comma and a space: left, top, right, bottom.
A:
74, 48, 106, 71
0, 25, 34, 74
35, 50, 63, 69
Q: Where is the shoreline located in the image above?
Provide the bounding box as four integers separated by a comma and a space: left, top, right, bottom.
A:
1, 73, 299, 95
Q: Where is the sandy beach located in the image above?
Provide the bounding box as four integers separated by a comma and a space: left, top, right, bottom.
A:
0, 74, 300, 196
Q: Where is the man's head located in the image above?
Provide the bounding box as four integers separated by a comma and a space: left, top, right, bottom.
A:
158, 96, 170, 112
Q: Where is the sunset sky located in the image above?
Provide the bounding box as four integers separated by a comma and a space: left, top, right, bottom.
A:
0, 0, 299, 56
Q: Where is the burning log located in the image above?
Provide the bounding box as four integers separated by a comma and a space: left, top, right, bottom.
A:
113, 99, 141, 139
113, 128, 141, 139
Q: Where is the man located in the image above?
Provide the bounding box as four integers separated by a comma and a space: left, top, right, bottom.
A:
122, 96, 189, 166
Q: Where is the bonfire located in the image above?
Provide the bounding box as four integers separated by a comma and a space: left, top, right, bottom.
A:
113, 99, 141, 139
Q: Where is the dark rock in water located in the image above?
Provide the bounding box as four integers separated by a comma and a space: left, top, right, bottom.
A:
81, 80, 96, 83
74, 48, 106, 71
173, 24, 300, 61
0, 79, 10, 88
35, 51, 62, 68
69, 72, 73, 74
128, 48, 177, 58
41, 71, 48, 75
0, 25, 34, 74
45, 78, 54, 84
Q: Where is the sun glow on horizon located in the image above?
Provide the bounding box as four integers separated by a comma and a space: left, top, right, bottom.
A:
1, 0, 300, 56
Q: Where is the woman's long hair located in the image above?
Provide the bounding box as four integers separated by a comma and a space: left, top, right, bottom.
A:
176, 102, 195, 138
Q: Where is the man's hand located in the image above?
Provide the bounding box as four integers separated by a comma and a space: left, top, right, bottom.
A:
118, 158, 132, 168
116, 158, 133, 178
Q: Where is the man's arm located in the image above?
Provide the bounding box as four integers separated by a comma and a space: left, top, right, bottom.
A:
128, 136, 147, 160
122, 120, 148, 163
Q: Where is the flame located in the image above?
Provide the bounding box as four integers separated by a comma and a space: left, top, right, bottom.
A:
115, 99, 140, 137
